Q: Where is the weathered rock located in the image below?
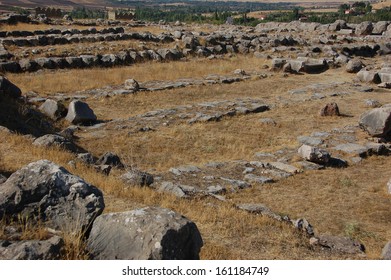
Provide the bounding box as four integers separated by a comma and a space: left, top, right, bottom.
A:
170, 165, 201, 176
346, 59, 364, 73
364, 99, 381, 108
87, 207, 203, 260
333, 143, 369, 157
320, 102, 340, 116
97, 152, 124, 168
314, 235, 365, 255
379, 68, 391, 83
359, 106, 391, 137
372, 21, 389, 35
0, 174, 7, 184
121, 169, 154, 187
0, 236, 63, 260
124, 79, 140, 92
77, 153, 95, 165
0, 76, 21, 98
269, 162, 300, 174
0, 160, 104, 232
293, 218, 314, 236
271, 58, 286, 70
236, 203, 286, 221
298, 144, 330, 164
39, 99, 67, 120
381, 241, 391, 260
355, 21, 373, 36
357, 70, 381, 83
32, 134, 78, 152
243, 174, 273, 184
65, 100, 97, 125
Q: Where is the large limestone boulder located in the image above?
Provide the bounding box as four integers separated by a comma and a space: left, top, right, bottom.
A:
355, 21, 373, 36
372, 21, 389, 35
359, 105, 391, 137
0, 76, 21, 98
357, 70, 381, 83
39, 99, 67, 120
0, 160, 105, 232
87, 207, 203, 260
345, 59, 364, 73
0, 236, 63, 260
65, 100, 97, 125
378, 68, 391, 83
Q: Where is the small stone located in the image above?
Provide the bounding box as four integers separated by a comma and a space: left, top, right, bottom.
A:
320, 102, 340, 116
298, 144, 330, 164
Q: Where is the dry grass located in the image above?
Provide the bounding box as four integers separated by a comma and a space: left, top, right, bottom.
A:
0, 22, 107, 32
7, 55, 267, 95
2, 54, 391, 259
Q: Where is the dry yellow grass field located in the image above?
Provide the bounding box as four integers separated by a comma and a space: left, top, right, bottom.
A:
1, 54, 391, 259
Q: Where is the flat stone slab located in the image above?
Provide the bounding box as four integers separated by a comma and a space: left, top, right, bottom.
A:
333, 143, 369, 157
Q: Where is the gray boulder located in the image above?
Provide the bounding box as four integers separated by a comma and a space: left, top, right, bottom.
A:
372, 21, 389, 35
39, 99, 67, 120
298, 144, 330, 164
0, 160, 105, 232
346, 59, 364, 73
97, 152, 124, 168
357, 70, 381, 83
381, 241, 391, 260
359, 105, 391, 137
0, 76, 21, 98
65, 100, 97, 125
121, 169, 154, 187
87, 207, 203, 260
271, 58, 286, 70
379, 68, 391, 83
0, 236, 63, 260
355, 21, 373, 36
32, 134, 78, 152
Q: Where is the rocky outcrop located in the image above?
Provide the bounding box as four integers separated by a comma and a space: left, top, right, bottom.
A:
0, 160, 105, 232
87, 207, 203, 260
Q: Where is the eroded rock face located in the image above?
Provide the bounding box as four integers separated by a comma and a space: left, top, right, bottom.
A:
359, 105, 391, 137
87, 207, 203, 260
0, 160, 105, 232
